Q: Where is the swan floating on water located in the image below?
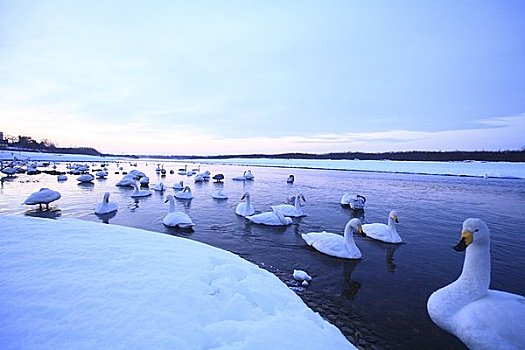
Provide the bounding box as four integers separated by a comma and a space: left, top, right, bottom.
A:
96, 171, 108, 179
23, 188, 61, 210
173, 181, 184, 190
77, 174, 95, 183
163, 194, 194, 228
340, 194, 366, 210
427, 218, 525, 349
212, 174, 224, 182
130, 181, 152, 198
95, 192, 118, 215
235, 192, 255, 217
57, 175, 68, 181
233, 170, 255, 181
139, 176, 150, 187
362, 210, 402, 243
246, 208, 293, 226
287, 175, 295, 184
194, 174, 204, 182
302, 218, 364, 259
271, 193, 306, 217
153, 182, 165, 191
174, 186, 193, 200
212, 189, 228, 200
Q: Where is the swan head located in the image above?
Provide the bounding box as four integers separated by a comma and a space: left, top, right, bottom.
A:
241, 192, 250, 200
454, 218, 490, 252
389, 210, 399, 223
164, 194, 174, 203
183, 186, 191, 192
348, 218, 364, 236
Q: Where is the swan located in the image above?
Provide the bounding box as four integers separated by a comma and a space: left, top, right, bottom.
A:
341, 194, 366, 210
362, 210, 402, 243
271, 193, 306, 217
301, 218, 364, 259
427, 218, 525, 349
57, 174, 68, 181
139, 176, 150, 186
96, 170, 108, 179
235, 192, 255, 217
244, 170, 254, 180
23, 188, 61, 210
77, 174, 95, 183
178, 165, 187, 175
287, 174, 295, 184
163, 194, 194, 228
130, 181, 152, 198
153, 182, 165, 191
194, 174, 204, 182
212, 174, 224, 182
116, 175, 136, 187
246, 208, 293, 226
173, 181, 184, 190
212, 189, 228, 199
95, 192, 118, 215
174, 186, 193, 200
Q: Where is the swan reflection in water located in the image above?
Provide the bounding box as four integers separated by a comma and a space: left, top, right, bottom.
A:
341, 259, 362, 300
96, 210, 117, 224
24, 208, 62, 220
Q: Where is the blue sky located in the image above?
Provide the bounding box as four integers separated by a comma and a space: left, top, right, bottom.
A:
1, 0, 524, 155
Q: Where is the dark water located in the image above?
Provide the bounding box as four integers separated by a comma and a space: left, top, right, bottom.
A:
2, 160, 525, 349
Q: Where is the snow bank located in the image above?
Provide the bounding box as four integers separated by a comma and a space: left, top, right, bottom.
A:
0, 216, 355, 350
0, 150, 119, 163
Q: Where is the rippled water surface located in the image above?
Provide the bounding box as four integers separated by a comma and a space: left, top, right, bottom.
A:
2, 160, 525, 349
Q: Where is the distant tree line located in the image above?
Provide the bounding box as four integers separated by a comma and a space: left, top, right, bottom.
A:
1, 134, 102, 157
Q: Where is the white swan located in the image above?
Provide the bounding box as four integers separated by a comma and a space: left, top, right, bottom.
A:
427, 218, 525, 349
163, 195, 194, 228
116, 175, 136, 187
57, 174, 68, 181
212, 189, 228, 199
362, 210, 402, 243
153, 182, 165, 191
246, 208, 293, 226
244, 170, 254, 180
77, 174, 95, 183
340, 194, 366, 210
174, 186, 193, 200
271, 193, 306, 217
23, 188, 61, 210
96, 170, 108, 179
130, 181, 152, 198
139, 176, 150, 186
194, 174, 204, 182
301, 218, 363, 259
235, 192, 255, 217
173, 181, 184, 190
95, 192, 118, 215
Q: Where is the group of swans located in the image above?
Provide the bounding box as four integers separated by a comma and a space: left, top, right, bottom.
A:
302, 210, 401, 260
233, 170, 254, 181
235, 191, 306, 226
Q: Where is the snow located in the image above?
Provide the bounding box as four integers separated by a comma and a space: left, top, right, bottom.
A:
0, 216, 355, 350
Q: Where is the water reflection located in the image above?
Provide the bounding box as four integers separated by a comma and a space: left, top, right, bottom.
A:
341, 259, 362, 300
25, 208, 62, 219
95, 210, 117, 224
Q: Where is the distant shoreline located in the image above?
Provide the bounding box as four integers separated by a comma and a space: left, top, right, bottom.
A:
2, 147, 525, 163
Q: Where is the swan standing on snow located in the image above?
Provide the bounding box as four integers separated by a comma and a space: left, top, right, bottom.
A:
95, 192, 118, 215
302, 218, 364, 259
340, 194, 366, 210
130, 181, 152, 198
246, 208, 293, 226
362, 210, 402, 243
235, 192, 255, 217
427, 218, 525, 349
23, 188, 61, 210
272, 193, 306, 217
174, 186, 193, 200
163, 195, 194, 228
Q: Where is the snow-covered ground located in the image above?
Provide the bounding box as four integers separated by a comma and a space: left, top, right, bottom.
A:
0, 216, 355, 350
2, 150, 524, 179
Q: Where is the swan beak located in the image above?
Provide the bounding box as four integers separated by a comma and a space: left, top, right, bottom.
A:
301, 195, 306, 202
164, 198, 169, 203
453, 230, 473, 252
358, 226, 366, 237
241, 194, 246, 200
394, 215, 399, 223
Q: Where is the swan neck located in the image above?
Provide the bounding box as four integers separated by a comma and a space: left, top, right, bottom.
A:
343, 224, 356, 248
169, 197, 176, 212
457, 240, 491, 294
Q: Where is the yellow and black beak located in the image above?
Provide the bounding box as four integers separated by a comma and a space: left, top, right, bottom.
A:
358, 226, 366, 237
394, 214, 399, 223
453, 230, 474, 252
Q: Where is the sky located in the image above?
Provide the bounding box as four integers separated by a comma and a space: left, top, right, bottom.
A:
1, 0, 524, 156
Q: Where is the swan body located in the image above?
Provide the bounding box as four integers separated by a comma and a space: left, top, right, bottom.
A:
173, 181, 184, 190
95, 192, 118, 215
362, 210, 402, 243
302, 218, 363, 259
96, 171, 108, 179
23, 188, 61, 210
139, 176, 150, 186
194, 174, 204, 182
427, 218, 525, 349
233, 170, 254, 181
212, 189, 228, 199
246, 208, 293, 226
235, 192, 255, 217
163, 195, 194, 228
77, 174, 95, 183
174, 186, 193, 200
130, 181, 152, 198
153, 182, 165, 191
341, 194, 366, 210
271, 193, 306, 217
57, 175, 68, 181
116, 175, 135, 187
293, 269, 312, 281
